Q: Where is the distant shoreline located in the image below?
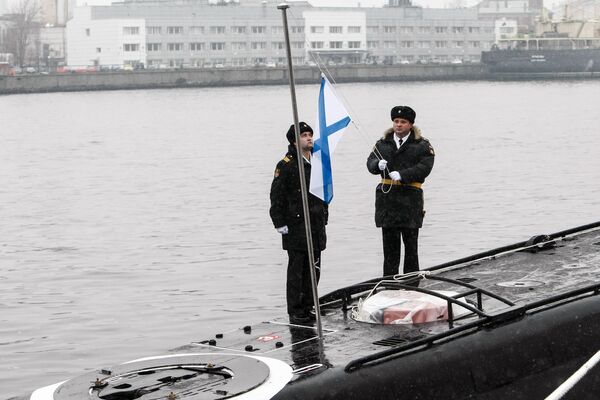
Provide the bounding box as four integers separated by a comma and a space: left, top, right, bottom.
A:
1, 64, 598, 95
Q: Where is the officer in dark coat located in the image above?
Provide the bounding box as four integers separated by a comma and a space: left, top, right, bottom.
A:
366, 106, 434, 277
270, 122, 328, 323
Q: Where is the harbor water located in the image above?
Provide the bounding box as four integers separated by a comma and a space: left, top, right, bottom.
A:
1, 80, 600, 399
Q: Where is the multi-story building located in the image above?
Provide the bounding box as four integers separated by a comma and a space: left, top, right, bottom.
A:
476, 0, 543, 34
66, 0, 310, 68
366, 6, 494, 64
304, 10, 367, 65
65, 0, 494, 68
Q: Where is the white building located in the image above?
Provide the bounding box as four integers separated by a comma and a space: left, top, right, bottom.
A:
66, 6, 146, 67
303, 10, 367, 64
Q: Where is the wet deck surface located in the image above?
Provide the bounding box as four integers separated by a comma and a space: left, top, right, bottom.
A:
176, 227, 600, 372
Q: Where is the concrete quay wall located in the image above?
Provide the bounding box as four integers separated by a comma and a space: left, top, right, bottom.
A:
0, 64, 489, 95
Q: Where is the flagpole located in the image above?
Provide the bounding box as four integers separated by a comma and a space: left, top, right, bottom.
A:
278, 2, 324, 342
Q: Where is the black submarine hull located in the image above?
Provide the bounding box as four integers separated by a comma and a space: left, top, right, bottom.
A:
273, 294, 600, 400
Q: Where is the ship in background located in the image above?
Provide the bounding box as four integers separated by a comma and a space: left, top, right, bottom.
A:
481, 4, 600, 73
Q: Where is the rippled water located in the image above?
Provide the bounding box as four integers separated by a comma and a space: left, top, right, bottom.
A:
1, 80, 600, 398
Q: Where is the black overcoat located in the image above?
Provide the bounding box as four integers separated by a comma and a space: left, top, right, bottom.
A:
366, 127, 435, 229
270, 145, 328, 251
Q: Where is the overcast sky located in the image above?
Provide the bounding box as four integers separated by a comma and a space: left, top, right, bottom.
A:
0, 0, 560, 14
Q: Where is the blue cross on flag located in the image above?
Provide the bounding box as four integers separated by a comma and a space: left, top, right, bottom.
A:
309, 75, 351, 204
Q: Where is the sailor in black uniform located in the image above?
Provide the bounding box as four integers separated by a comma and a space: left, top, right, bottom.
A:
366, 106, 435, 277
270, 122, 328, 323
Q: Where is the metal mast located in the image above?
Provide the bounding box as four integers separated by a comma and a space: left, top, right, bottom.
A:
277, 2, 324, 342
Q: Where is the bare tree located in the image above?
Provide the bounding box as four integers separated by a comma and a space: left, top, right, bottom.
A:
7, 0, 41, 66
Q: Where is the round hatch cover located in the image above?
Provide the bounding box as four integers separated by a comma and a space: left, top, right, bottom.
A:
41, 353, 292, 400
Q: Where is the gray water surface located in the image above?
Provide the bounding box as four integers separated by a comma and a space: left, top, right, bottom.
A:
1, 81, 600, 398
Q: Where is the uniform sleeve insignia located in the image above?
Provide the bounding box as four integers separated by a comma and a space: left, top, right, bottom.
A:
428, 145, 435, 155
283, 156, 291, 163
274, 168, 280, 177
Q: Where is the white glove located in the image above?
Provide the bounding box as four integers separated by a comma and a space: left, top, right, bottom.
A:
378, 159, 388, 171
276, 226, 289, 235
389, 171, 401, 181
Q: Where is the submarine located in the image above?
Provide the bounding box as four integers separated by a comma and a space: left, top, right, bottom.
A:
29, 221, 600, 400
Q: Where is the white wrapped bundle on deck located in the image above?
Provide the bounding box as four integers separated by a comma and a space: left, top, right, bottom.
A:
354, 290, 471, 325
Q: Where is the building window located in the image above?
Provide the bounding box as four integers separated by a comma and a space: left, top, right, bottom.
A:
400, 26, 413, 34
271, 26, 284, 34
400, 41, 413, 48
147, 59, 162, 67
147, 43, 161, 51
272, 42, 285, 50
367, 26, 379, 34
419, 26, 431, 34
251, 26, 266, 34
435, 26, 448, 34
291, 26, 304, 34
251, 41, 267, 50
383, 41, 396, 49
169, 59, 183, 67
292, 56, 304, 64
232, 57, 247, 66
96, 47, 101, 53
367, 41, 378, 49
167, 26, 183, 35
452, 26, 464, 34
435, 41, 447, 48
123, 26, 139, 35
147, 26, 161, 35
210, 26, 226, 34
469, 26, 480, 33
291, 41, 304, 49
454, 41, 464, 48
189, 26, 204, 34
190, 43, 205, 51
470, 41, 481, 48
123, 43, 140, 52
329, 41, 343, 49
210, 42, 226, 51
348, 26, 361, 33
418, 41, 430, 48
231, 26, 246, 34
231, 42, 247, 50
310, 26, 324, 34
383, 26, 396, 34
383, 55, 395, 64
252, 57, 266, 65
167, 43, 183, 51
85, 28, 90, 36
329, 26, 342, 34
310, 41, 324, 49
348, 41, 361, 49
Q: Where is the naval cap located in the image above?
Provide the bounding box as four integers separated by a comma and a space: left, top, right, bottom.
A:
390, 106, 416, 124
286, 122, 313, 144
